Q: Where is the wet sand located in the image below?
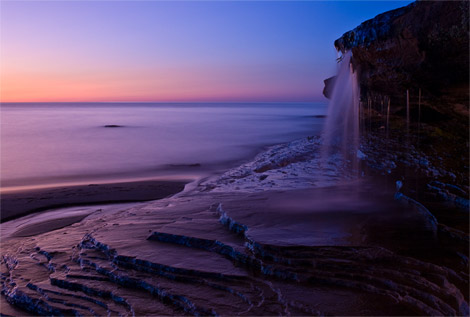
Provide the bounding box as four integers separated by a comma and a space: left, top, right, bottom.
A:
0, 180, 188, 222
11, 214, 90, 237
1, 203, 140, 239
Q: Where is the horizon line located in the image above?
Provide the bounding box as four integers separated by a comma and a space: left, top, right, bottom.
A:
1, 100, 327, 104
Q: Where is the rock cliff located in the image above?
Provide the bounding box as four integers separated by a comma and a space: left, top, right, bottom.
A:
324, 0, 469, 187
330, 0, 469, 99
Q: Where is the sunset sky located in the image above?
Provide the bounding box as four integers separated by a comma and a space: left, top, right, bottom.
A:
1, 1, 411, 103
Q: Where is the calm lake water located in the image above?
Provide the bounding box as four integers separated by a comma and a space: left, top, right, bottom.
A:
1, 102, 326, 191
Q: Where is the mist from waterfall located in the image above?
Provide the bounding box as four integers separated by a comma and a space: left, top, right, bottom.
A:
321, 51, 360, 173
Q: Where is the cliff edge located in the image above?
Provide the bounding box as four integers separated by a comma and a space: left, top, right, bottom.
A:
324, 0, 469, 187
331, 0, 469, 99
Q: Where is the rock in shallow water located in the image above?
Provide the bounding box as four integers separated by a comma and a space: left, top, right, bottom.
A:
103, 125, 123, 128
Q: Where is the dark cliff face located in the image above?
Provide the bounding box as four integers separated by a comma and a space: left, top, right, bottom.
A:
326, 0, 469, 99
324, 1, 469, 186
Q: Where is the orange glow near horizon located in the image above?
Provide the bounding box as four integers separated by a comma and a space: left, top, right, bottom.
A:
1, 65, 321, 103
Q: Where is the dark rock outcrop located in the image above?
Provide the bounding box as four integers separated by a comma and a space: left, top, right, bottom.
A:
323, 0, 469, 187
331, 0, 469, 99
322, 76, 336, 99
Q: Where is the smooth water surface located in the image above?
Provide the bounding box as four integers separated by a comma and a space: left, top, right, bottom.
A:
1, 102, 326, 191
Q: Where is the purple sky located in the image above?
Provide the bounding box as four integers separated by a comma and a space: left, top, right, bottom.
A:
1, 1, 412, 102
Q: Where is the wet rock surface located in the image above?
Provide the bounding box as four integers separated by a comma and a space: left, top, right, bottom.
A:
1, 198, 468, 315
1, 139, 469, 316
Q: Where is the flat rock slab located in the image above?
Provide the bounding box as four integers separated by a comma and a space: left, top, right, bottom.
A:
2, 185, 467, 316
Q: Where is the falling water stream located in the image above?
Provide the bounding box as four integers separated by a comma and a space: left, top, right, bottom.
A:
321, 51, 360, 173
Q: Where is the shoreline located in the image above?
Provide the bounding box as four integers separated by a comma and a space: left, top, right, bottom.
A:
0, 143, 280, 223
0, 179, 188, 222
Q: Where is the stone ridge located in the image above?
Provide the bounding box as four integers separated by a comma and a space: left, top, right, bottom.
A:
334, 3, 415, 52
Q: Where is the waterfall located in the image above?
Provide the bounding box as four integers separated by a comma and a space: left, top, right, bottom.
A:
321, 51, 360, 173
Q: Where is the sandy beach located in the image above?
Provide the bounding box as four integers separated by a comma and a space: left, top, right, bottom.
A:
1, 180, 188, 222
